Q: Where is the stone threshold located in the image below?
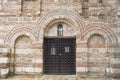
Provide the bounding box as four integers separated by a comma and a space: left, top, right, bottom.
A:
1, 75, 115, 80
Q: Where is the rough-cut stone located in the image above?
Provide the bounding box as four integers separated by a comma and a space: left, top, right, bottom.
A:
0, 0, 120, 79
0, 48, 10, 78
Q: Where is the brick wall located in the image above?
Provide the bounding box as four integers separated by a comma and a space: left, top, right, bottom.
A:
0, 0, 21, 16
0, 0, 120, 79
0, 48, 10, 78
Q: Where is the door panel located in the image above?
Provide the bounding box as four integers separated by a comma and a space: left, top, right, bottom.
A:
44, 38, 60, 74
44, 37, 76, 75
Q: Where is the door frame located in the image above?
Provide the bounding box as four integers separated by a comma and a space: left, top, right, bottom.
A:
43, 36, 76, 75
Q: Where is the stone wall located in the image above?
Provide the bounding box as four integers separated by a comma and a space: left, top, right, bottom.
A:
0, 0, 21, 16
0, 0, 120, 79
0, 48, 10, 78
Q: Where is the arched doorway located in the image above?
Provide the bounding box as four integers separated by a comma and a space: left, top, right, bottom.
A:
87, 34, 106, 76
43, 22, 76, 75
14, 35, 32, 74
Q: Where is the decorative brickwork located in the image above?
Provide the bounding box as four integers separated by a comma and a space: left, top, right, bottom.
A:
0, 0, 120, 79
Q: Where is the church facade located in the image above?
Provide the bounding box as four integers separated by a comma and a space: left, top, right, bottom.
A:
0, 0, 120, 79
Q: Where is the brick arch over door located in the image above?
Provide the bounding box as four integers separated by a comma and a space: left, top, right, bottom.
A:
44, 19, 78, 36
35, 9, 85, 41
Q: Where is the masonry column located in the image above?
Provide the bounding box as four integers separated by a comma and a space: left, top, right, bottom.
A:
0, 47, 10, 78
110, 44, 120, 78
76, 36, 88, 77
30, 41, 43, 75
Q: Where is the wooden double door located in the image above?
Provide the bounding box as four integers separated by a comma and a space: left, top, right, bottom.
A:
44, 37, 76, 75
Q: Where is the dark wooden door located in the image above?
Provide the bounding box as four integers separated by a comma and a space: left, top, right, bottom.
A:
44, 37, 76, 75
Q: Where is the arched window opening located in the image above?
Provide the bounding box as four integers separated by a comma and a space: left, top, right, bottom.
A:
57, 24, 63, 37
